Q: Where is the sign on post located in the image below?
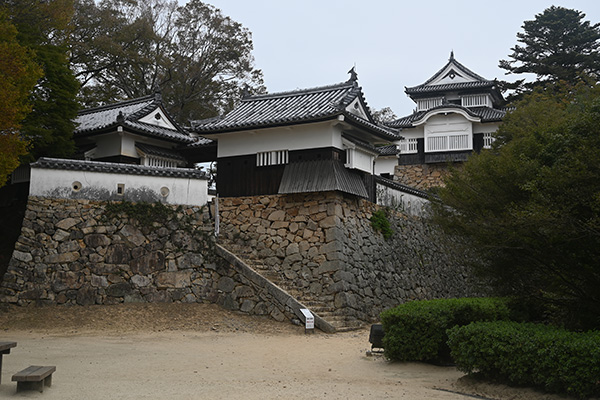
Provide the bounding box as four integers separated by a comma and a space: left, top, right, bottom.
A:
300, 309, 314, 334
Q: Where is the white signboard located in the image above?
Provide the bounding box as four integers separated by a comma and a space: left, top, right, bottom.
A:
300, 309, 314, 330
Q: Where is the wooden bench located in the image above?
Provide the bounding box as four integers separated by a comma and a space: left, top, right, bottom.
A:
0, 341, 17, 385
12, 366, 56, 393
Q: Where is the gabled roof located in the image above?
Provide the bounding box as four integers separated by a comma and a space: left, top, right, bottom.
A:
405, 52, 502, 102
192, 78, 400, 141
74, 92, 195, 144
388, 105, 507, 129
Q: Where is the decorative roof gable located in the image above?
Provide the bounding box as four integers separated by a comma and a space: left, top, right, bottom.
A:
75, 92, 195, 144
405, 52, 500, 99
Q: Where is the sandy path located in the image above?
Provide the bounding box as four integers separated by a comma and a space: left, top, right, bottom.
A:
0, 330, 472, 400
0, 304, 581, 399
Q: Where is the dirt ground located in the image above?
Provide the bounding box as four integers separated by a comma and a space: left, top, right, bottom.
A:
0, 303, 581, 399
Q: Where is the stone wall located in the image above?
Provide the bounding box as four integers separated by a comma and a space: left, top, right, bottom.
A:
394, 163, 453, 190
218, 192, 481, 323
0, 197, 309, 324
1, 193, 481, 328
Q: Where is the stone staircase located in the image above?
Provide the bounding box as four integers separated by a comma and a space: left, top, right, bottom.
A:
220, 241, 363, 332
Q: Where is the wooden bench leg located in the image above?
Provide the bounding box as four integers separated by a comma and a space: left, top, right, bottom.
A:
17, 381, 44, 393
15, 375, 52, 393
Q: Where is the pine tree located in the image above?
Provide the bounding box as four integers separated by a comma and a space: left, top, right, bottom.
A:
499, 6, 600, 100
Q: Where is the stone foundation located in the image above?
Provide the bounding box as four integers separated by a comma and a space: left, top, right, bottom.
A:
394, 163, 455, 190
0, 197, 307, 324
1, 193, 482, 327
218, 192, 481, 323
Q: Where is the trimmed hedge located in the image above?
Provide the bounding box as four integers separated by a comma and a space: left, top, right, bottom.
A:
447, 321, 600, 399
380, 298, 510, 362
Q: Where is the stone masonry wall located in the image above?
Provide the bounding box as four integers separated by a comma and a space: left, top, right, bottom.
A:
218, 192, 480, 323
1, 193, 481, 327
394, 164, 453, 190
0, 197, 306, 323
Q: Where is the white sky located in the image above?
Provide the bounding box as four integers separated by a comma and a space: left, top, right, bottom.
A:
199, 1, 600, 118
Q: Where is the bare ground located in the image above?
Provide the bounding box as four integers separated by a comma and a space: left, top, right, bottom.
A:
0, 303, 582, 399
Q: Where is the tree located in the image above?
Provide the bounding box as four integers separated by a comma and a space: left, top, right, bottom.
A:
499, 6, 600, 100
372, 107, 397, 124
0, 11, 42, 185
6, 0, 80, 160
430, 82, 600, 329
71, 0, 264, 124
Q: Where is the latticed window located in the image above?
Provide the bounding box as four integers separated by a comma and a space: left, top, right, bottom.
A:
483, 132, 494, 149
417, 98, 443, 111
144, 156, 178, 168
461, 94, 491, 108
256, 150, 288, 167
399, 138, 418, 154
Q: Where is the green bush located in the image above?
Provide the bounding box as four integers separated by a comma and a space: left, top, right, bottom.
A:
447, 321, 600, 399
370, 209, 393, 239
380, 298, 510, 362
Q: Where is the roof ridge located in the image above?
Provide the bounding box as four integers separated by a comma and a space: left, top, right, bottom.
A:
77, 94, 156, 115
243, 80, 355, 101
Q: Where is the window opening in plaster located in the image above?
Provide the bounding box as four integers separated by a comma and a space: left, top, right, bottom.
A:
117, 183, 125, 195
256, 150, 288, 167
483, 132, 494, 149
72, 181, 82, 191
400, 138, 418, 154
160, 186, 170, 197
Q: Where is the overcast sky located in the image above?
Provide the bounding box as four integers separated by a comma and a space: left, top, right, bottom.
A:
200, 1, 600, 118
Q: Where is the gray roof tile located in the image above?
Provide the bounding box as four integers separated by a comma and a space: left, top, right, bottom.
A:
406, 53, 490, 94
404, 53, 504, 105
135, 143, 186, 162
75, 93, 195, 144
32, 157, 206, 179
377, 144, 400, 156
374, 175, 432, 199
192, 81, 400, 141
388, 105, 506, 128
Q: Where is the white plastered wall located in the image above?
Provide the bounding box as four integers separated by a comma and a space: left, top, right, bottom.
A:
30, 167, 208, 206
215, 121, 344, 158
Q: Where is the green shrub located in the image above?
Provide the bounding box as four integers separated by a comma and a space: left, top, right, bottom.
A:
380, 297, 510, 363
447, 321, 600, 399
370, 209, 393, 239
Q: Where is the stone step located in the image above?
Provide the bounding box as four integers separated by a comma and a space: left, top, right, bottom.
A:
220, 244, 363, 332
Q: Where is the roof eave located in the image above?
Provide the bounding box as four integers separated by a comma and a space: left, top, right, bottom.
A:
194, 113, 344, 135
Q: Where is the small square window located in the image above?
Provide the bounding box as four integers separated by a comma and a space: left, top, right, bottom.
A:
117, 183, 125, 195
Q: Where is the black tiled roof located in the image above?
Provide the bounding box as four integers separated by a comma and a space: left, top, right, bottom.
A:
387, 105, 506, 128
75, 93, 195, 144
405, 80, 495, 95
374, 175, 432, 200
278, 160, 369, 198
404, 53, 503, 105
406, 53, 490, 94
192, 81, 400, 141
135, 143, 186, 162
31, 157, 207, 179
377, 144, 400, 156
185, 136, 215, 148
